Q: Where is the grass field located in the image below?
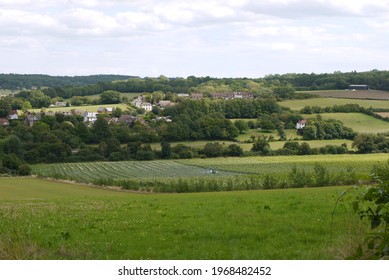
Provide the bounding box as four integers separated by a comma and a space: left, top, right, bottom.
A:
30, 103, 129, 113
67, 92, 140, 101
0, 177, 366, 259
299, 90, 389, 100
313, 113, 389, 133
280, 98, 389, 111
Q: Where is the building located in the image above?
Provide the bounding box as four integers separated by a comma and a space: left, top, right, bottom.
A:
55, 101, 67, 107
349, 84, 369, 90
82, 111, 98, 123
141, 102, 153, 112
8, 110, 19, 120
296, 119, 307, 130
0, 118, 9, 126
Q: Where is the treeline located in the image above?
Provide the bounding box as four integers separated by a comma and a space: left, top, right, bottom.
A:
264, 70, 389, 91
0, 74, 133, 90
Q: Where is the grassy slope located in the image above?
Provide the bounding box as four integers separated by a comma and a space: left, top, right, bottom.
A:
0, 177, 365, 259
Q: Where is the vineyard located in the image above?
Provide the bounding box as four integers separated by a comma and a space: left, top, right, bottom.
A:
30, 154, 389, 193
32, 160, 237, 181
181, 153, 389, 175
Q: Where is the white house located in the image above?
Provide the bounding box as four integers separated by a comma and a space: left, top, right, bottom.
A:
296, 120, 307, 130
8, 110, 19, 120
141, 102, 153, 112
82, 111, 98, 123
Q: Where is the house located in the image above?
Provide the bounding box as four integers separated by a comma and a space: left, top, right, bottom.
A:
177, 93, 189, 98
25, 112, 41, 126
82, 111, 98, 123
131, 98, 143, 108
296, 120, 307, 130
240, 92, 254, 99
296, 120, 307, 135
55, 101, 67, 107
0, 118, 9, 126
349, 84, 369, 90
8, 110, 19, 120
190, 93, 203, 100
119, 115, 137, 126
211, 92, 234, 99
141, 102, 153, 112
97, 107, 114, 114
157, 100, 174, 108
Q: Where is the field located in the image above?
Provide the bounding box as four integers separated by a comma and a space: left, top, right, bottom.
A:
0, 177, 366, 259
299, 90, 389, 100
279, 98, 389, 111
182, 153, 388, 176
32, 160, 237, 181
30, 103, 129, 113
32, 154, 388, 184
314, 113, 389, 133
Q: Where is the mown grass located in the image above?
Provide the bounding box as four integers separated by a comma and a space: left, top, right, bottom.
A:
279, 98, 389, 111
0, 178, 366, 260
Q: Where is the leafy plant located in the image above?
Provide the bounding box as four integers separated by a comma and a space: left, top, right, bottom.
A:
352, 165, 389, 259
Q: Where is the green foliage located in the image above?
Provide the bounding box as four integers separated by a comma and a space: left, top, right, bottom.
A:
99, 90, 122, 104
251, 136, 271, 155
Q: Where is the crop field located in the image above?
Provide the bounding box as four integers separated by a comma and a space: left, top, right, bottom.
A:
32, 160, 237, 182
0, 177, 366, 259
32, 154, 388, 188
299, 90, 389, 100
314, 113, 389, 133
279, 98, 389, 111
182, 153, 389, 176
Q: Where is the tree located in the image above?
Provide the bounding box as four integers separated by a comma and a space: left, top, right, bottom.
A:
225, 144, 243, 157
202, 142, 224, 157
92, 117, 113, 142
234, 120, 249, 133
99, 90, 122, 104
160, 142, 172, 159
352, 133, 384, 154
251, 136, 271, 155
302, 126, 317, 140
277, 125, 287, 141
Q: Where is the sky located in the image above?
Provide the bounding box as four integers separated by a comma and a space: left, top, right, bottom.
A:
1, 0, 389, 78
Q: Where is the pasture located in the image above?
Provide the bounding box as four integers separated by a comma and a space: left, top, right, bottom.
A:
280, 98, 389, 111
299, 90, 389, 100
314, 113, 389, 133
0, 177, 366, 259
30, 103, 129, 114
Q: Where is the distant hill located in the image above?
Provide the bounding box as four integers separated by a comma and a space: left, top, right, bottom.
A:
0, 74, 136, 90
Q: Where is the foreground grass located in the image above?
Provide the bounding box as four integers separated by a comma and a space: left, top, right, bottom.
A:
0, 178, 365, 259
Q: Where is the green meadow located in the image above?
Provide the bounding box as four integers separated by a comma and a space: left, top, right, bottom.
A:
279, 98, 389, 111
317, 113, 389, 133
0, 178, 365, 260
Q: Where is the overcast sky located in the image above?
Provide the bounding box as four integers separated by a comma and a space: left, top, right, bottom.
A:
1, 0, 389, 77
